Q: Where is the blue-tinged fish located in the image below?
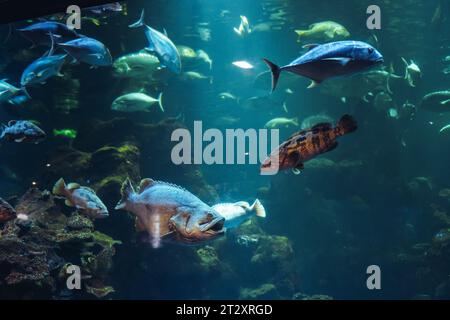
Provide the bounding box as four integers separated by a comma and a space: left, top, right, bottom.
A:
263, 40, 384, 91
0, 79, 22, 104
20, 53, 66, 87
18, 21, 79, 46
86, 2, 123, 16
0, 120, 46, 143
212, 199, 266, 229
129, 9, 181, 74
58, 36, 112, 67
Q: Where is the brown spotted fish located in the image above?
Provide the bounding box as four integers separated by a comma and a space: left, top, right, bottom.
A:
0, 197, 16, 223
261, 114, 357, 174
52, 178, 109, 219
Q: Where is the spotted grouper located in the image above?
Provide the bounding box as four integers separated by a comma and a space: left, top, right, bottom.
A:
115, 178, 225, 247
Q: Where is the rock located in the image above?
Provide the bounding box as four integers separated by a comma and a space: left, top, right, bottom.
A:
240, 283, 280, 299
0, 197, 16, 223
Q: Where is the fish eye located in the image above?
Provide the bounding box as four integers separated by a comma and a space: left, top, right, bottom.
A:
368, 47, 374, 54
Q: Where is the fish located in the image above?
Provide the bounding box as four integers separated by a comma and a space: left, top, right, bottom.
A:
86, 2, 123, 16
20, 37, 67, 87
295, 21, 350, 43
301, 114, 334, 129
232, 60, 254, 69
401, 57, 421, 87
261, 114, 357, 174
176, 45, 197, 59
419, 91, 450, 113
180, 71, 212, 83
218, 92, 239, 102
234, 15, 251, 36
129, 9, 181, 74
115, 178, 225, 247
373, 91, 393, 112
196, 49, 213, 70
0, 79, 23, 104
58, 36, 112, 67
439, 124, 450, 133
111, 92, 164, 112
212, 199, 266, 229
53, 178, 109, 219
112, 50, 160, 78
262, 40, 384, 91
0, 197, 16, 223
264, 117, 299, 129
0, 120, 46, 143
17, 21, 79, 46
53, 128, 77, 139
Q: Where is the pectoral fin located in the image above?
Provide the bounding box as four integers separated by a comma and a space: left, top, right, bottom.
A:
440, 99, 450, 105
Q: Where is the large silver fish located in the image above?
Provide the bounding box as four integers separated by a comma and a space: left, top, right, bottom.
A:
129, 10, 181, 74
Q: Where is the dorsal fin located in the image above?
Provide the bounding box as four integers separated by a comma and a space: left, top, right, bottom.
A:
303, 43, 320, 51
67, 183, 81, 191
312, 122, 332, 130
138, 178, 155, 193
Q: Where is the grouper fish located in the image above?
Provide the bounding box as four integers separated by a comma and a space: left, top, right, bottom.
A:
263, 40, 384, 91
129, 9, 181, 74
115, 178, 225, 248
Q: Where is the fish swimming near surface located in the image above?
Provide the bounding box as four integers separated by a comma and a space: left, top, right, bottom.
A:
113, 50, 161, 78
18, 21, 80, 46
129, 9, 181, 74
0, 197, 16, 223
111, 92, 164, 112
295, 21, 350, 43
264, 117, 299, 129
58, 36, 113, 67
0, 120, 46, 143
212, 199, 266, 229
53, 178, 109, 219
115, 178, 225, 247
420, 91, 450, 113
261, 114, 357, 174
263, 40, 384, 91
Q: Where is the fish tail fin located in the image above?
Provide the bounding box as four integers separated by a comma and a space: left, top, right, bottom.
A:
115, 178, 135, 210
21, 86, 31, 99
292, 117, 299, 126
52, 178, 67, 196
129, 9, 145, 28
251, 199, 266, 218
157, 92, 164, 112
262, 58, 281, 92
336, 114, 358, 136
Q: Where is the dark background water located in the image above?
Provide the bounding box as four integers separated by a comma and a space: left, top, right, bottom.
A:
0, 0, 449, 299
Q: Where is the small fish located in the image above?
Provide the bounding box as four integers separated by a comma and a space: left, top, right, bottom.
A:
387, 108, 399, 119
0, 197, 16, 223
18, 21, 79, 46
115, 178, 225, 247
58, 36, 112, 67
263, 40, 384, 91
53, 128, 77, 139
420, 91, 450, 113
86, 2, 123, 16
111, 92, 164, 112
0, 120, 46, 143
196, 49, 213, 70
129, 10, 181, 74
234, 15, 251, 36
212, 199, 266, 229
176, 45, 197, 59
295, 21, 350, 43
236, 235, 259, 247
232, 60, 254, 69
265, 117, 299, 129
180, 71, 212, 83
261, 114, 357, 174
113, 50, 160, 78
53, 178, 108, 219
401, 57, 421, 87
218, 92, 238, 101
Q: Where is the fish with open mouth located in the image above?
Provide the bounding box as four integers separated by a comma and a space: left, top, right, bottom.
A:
115, 178, 225, 247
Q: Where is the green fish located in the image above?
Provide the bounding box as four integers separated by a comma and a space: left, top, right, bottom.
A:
53, 129, 77, 139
